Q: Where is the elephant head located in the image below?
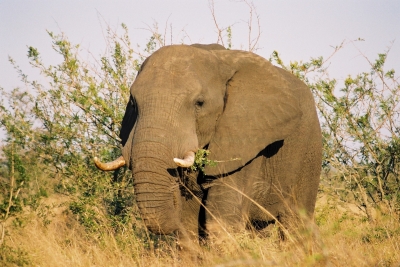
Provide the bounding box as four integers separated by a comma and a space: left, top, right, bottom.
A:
95, 44, 302, 235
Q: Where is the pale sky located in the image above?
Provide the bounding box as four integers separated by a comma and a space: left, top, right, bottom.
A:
1, 0, 399, 92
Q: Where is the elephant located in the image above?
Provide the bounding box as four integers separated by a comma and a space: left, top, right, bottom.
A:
94, 43, 322, 246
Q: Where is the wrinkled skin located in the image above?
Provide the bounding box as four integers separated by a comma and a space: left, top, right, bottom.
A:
108, 43, 321, 244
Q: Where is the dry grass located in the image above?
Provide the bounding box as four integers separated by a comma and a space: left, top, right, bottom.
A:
1, 191, 399, 267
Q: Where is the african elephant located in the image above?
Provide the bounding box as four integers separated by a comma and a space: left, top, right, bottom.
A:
95, 43, 322, 245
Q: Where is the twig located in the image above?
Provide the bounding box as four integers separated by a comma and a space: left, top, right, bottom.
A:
0, 142, 15, 246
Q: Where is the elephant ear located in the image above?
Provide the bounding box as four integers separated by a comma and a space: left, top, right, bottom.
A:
205, 50, 302, 175
120, 96, 138, 168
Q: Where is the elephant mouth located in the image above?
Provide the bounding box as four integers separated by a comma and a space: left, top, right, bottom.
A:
94, 151, 196, 171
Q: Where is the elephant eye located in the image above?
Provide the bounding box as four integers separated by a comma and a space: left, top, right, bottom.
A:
195, 100, 204, 108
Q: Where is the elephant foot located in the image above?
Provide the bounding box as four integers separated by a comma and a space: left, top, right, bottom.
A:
175, 228, 202, 257
201, 221, 248, 255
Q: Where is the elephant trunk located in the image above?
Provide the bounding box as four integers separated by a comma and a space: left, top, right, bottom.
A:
131, 131, 184, 234
133, 169, 181, 234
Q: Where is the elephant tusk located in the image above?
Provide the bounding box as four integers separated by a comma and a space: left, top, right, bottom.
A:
94, 155, 126, 171
173, 151, 195, 168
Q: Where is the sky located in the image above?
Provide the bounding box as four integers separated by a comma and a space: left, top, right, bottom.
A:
0, 0, 399, 95
0, 0, 397, 197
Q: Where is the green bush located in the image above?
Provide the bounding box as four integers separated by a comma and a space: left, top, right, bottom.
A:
0, 25, 158, 245
271, 44, 400, 220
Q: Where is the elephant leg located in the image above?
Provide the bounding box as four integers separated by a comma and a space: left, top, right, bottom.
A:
271, 183, 317, 242
180, 193, 202, 241
203, 177, 248, 240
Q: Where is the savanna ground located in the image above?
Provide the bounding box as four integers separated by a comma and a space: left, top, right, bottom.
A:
1, 2, 400, 266
1, 184, 399, 267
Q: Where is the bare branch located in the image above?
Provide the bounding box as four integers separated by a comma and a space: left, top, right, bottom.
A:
208, 0, 224, 46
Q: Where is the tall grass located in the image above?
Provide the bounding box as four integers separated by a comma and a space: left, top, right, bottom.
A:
2, 191, 399, 266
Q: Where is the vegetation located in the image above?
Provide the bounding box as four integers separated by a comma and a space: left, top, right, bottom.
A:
191, 149, 217, 173
271, 43, 400, 221
1, 5, 399, 267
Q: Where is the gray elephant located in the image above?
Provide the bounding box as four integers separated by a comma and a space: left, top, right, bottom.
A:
95, 43, 322, 245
